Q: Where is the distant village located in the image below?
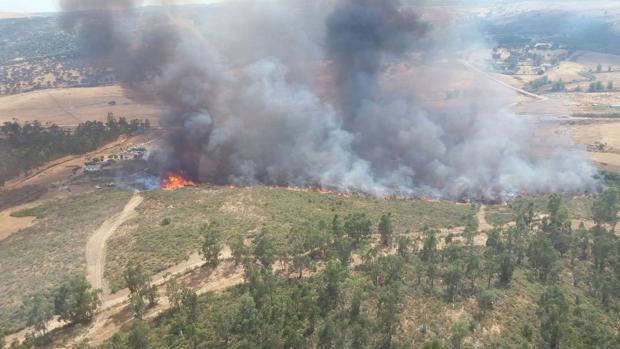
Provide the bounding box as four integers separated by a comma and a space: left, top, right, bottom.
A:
491, 42, 566, 75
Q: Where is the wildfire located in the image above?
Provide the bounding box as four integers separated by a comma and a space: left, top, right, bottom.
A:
160, 172, 197, 190
282, 185, 354, 197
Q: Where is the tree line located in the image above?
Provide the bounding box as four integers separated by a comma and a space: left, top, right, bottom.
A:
0, 114, 150, 185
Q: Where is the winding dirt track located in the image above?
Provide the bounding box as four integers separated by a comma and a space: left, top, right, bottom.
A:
86, 193, 144, 292
4, 194, 220, 346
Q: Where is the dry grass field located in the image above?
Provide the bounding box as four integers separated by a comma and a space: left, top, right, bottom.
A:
567, 120, 620, 171
0, 85, 161, 126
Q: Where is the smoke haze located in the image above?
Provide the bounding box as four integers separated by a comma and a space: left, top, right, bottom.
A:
60, 0, 597, 200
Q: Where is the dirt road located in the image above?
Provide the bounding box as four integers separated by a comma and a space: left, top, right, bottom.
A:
477, 205, 493, 232
462, 61, 548, 101
68, 247, 233, 347
86, 193, 144, 292
5, 241, 215, 346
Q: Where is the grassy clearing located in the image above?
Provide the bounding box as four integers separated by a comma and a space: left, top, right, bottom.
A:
485, 207, 515, 226
0, 190, 132, 333
105, 186, 474, 291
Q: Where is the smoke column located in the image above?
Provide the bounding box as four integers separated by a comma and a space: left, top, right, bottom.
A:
326, 0, 427, 118
60, 0, 598, 200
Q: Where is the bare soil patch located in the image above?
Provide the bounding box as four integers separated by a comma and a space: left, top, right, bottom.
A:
0, 203, 37, 241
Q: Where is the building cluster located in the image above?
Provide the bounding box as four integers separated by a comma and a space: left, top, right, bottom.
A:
83, 145, 148, 173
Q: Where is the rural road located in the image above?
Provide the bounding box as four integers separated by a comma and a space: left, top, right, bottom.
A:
462, 61, 549, 101
86, 193, 144, 292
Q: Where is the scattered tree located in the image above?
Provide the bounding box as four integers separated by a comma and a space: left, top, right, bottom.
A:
202, 223, 222, 268
537, 286, 568, 349
128, 321, 151, 349
476, 289, 497, 317
124, 263, 151, 296
54, 276, 101, 324
123, 262, 157, 318
450, 318, 474, 349
344, 213, 372, 245
331, 215, 343, 238
397, 235, 412, 260
26, 293, 53, 337
254, 229, 276, 270
377, 283, 403, 349
443, 263, 462, 302
378, 213, 393, 246
592, 187, 619, 230
230, 234, 248, 266
527, 233, 558, 282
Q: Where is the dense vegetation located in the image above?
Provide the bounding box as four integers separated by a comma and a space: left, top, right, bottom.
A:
90, 189, 619, 349
5, 188, 610, 349
0, 115, 150, 185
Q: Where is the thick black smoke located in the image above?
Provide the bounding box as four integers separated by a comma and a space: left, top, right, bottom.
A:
60, 0, 598, 200
61, 0, 223, 181
326, 0, 426, 117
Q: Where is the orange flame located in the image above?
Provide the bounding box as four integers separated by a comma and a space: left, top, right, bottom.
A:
160, 172, 196, 190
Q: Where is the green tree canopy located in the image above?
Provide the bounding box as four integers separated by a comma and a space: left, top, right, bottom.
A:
54, 276, 101, 324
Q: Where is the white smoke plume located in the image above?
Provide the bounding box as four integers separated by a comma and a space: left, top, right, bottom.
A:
60, 0, 598, 200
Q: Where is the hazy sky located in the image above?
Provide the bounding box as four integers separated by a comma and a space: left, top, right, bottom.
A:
0, 0, 224, 13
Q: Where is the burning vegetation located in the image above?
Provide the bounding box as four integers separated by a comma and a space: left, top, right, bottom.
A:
60, 0, 597, 201
160, 172, 196, 190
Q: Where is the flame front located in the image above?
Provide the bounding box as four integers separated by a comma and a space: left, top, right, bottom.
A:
160, 172, 196, 190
